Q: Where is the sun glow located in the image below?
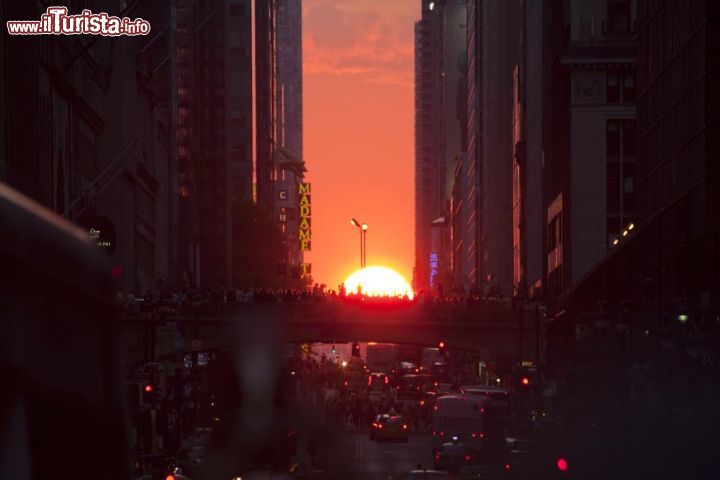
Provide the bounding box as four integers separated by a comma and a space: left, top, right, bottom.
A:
343, 266, 414, 299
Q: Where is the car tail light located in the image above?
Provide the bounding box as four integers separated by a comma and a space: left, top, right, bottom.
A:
403, 424, 408, 430
368, 376, 372, 386
433, 405, 438, 411
420, 400, 425, 406
344, 380, 348, 386
471, 432, 476, 438
557, 458, 568, 471
434, 454, 441, 461
378, 424, 383, 429
384, 376, 389, 384
480, 432, 484, 438
440, 431, 444, 436
480, 408, 485, 413
505, 464, 511, 471
166, 476, 175, 480
432, 431, 437, 436
464, 454, 471, 461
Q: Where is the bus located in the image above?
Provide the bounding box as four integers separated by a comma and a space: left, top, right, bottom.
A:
432, 394, 487, 453
460, 385, 512, 436
0, 183, 129, 478
366, 342, 397, 374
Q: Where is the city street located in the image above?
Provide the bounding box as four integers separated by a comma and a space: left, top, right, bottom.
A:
2, 0, 719, 479
337, 432, 435, 480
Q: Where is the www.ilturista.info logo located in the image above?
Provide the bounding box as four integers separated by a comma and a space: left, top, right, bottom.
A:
7, 6, 151, 36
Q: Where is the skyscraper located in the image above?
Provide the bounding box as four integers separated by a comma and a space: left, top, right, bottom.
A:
414, 0, 466, 292
175, 0, 255, 288
274, 0, 305, 280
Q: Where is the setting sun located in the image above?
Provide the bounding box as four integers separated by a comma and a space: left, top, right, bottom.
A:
343, 266, 414, 299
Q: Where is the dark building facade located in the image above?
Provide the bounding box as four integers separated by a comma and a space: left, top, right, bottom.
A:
415, 0, 467, 292
633, 0, 719, 319
458, 0, 519, 297
481, 0, 520, 297
511, 0, 548, 299
175, 0, 255, 289
464, 0, 484, 290
274, 0, 305, 281
544, 0, 637, 300
255, 0, 277, 212
414, 0, 446, 291
1, 1, 176, 295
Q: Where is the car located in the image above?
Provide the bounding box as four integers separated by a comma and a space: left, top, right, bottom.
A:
370, 413, 409, 442
368, 372, 390, 397
434, 439, 477, 473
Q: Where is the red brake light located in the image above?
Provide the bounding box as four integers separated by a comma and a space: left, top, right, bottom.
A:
521, 377, 530, 386
434, 454, 441, 460
480, 408, 485, 413
464, 454, 471, 461
368, 376, 372, 386
432, 431, 437, 436
557, 458, 568, 471
471, 433, 476, 438
144, 384, 153, 393
433, 405, 438, 411
420, 400, 425, 406
505, 464, 511, 471
440, 431, 444, 436
344, 380, 348, 386
403, 424, 408, 430
480, 432, 484, 438
166, 476, 175, 480
384, 376, 389, 384
378, 424, 383, 429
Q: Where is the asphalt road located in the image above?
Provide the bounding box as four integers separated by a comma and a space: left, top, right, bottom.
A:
336, 432, 435, 480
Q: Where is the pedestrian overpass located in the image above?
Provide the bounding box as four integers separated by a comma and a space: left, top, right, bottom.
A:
123, 301, 541, 363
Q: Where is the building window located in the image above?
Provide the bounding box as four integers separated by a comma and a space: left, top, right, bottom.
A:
607, 72, 635, 104
607, 119, 636, 237
548, 213, 562, 251
607, 0, 632, 33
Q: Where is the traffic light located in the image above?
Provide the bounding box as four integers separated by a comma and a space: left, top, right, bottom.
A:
520, 376, 530, 387
142, 383, 155, 405
438, 341, 446, 356
352, 342, 360, 357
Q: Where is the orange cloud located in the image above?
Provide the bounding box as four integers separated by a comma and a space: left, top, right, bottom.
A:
303, 1, 417, 86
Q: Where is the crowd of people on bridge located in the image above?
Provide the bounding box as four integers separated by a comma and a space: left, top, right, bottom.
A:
118, 279, 517, 315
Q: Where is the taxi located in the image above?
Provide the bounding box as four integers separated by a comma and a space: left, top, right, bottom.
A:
370, 413, 409, 442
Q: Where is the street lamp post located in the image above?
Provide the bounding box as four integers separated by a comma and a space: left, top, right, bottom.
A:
350, 218, 369, 268
362, 223, 368, 268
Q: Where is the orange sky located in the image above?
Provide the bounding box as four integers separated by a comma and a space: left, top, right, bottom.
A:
302, 0, 419, 289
